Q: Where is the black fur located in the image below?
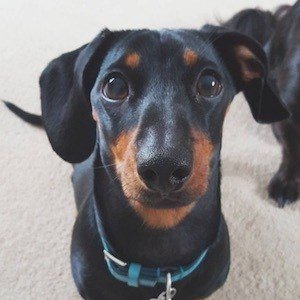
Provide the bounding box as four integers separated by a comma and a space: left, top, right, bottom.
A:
4, 25, 289, 299
223, 8, 276, 45
225, 1, 300, 207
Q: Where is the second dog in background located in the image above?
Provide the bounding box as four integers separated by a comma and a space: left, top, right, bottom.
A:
225, 0, 300, 207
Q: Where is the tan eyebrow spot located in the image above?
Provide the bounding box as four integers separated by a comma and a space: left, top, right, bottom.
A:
124, 52, 140, 69
183, 48, 198, 66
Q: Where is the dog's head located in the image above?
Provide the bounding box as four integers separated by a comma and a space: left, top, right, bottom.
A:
41, 27, 289, 228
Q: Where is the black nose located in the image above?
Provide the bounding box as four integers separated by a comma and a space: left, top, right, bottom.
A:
137, 158, 192, 194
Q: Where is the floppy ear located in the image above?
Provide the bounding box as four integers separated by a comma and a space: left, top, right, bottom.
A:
208, 29, 289, 123
40, 29, 120, 163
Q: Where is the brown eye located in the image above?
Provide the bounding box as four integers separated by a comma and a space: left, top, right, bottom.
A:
197, 71, 222, 98
102, 75, 129, 101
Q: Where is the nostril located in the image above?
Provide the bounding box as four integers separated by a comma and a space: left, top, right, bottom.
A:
139, 168, 157, 184
170, 167, 191, 184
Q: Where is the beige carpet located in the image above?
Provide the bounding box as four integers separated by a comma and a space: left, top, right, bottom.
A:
0, 0, 299, 299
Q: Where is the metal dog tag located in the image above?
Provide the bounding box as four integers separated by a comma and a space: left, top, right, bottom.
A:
150, 273, 177, 300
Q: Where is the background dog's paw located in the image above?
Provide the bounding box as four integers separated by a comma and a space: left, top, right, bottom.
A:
268, 170, 299, 207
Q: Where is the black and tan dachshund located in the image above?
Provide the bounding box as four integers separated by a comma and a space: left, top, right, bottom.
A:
225, 1, 300, 207
4, 24, 288, 299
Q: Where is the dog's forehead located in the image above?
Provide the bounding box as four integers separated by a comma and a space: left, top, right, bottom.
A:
102, 29, 218, 68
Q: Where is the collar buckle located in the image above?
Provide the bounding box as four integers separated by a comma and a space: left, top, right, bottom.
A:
103, 249, 127, 267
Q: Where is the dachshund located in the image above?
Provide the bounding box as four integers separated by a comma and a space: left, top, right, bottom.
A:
3, 24, 288, 299
225, 1, 300, 207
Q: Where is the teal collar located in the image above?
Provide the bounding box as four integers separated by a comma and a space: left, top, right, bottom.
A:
93, 197, 210, 288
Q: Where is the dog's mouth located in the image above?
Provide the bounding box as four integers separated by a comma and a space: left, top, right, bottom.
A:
127, 189, 197, 229
135, 190, 196, 209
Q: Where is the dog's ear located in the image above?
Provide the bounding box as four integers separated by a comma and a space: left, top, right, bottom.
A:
207, 28, 289, 123
40, 29, 122, 163
223, 9, 276, 46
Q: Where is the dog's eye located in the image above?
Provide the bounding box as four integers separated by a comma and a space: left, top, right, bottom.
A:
102, 75, 129, 101
197, 71, 222, 98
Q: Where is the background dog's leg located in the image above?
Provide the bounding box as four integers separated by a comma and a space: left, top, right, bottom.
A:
268, 62, 300, 207
269, 119, 300, 207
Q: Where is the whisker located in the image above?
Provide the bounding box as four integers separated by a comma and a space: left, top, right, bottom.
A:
197, 27, 222, 59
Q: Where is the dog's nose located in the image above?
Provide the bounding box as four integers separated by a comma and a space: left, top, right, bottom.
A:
137, 158, 192, 194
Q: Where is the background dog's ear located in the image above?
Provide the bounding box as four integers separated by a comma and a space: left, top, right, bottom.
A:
222, 9, 276, 46
40, 29, 120, 163
208, 29, 289, 123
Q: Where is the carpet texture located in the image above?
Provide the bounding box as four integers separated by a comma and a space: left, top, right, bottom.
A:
0, 0, 299, 299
